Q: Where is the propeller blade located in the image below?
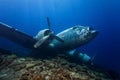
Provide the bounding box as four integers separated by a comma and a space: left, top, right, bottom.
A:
46, 17, 64, 43
34, 35, 50, 48
53, 35, 64, 43
46, 17, 51, 30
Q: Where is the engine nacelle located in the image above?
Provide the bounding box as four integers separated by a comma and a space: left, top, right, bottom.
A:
34, 29, 52, 40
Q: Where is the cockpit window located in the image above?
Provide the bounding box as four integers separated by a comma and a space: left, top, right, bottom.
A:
72, 25, 88, 33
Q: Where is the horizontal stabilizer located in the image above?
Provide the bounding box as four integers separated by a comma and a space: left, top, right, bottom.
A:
0, 22, 37, 49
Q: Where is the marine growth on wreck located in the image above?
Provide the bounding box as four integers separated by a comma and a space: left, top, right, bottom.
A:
0, 51, 112, 80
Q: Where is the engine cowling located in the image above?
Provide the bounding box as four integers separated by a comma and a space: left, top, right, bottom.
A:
34, 29, 52, 40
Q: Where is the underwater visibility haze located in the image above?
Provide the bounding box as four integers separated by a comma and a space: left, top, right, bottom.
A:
0, 0, 120, 76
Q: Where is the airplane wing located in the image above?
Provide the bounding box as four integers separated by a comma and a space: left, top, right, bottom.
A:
0, 22, 37, 49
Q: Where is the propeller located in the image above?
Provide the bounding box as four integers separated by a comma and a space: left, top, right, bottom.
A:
46, 17, 64, 43
34, 17, 64, 48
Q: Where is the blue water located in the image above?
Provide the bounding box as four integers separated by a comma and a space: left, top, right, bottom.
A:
0, 0, 120, 73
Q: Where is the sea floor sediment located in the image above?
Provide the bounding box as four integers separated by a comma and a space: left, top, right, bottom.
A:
0, 53, 112, 80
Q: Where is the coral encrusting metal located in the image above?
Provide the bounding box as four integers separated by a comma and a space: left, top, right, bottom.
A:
0, 54, 111, 80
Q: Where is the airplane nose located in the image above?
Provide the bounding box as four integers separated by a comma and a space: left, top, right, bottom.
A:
91, 30, 98, 37
91, 30, 96, 33
87, 27, 94, 31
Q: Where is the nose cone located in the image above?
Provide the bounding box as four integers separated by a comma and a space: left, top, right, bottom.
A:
91, 30, 98, 38
86, 27, 98, 37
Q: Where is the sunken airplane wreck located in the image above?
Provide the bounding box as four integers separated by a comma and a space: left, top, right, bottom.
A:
0, 18, 98, 63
